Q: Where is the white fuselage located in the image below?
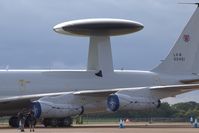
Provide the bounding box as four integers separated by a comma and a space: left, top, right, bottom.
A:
0, 69, 180, 98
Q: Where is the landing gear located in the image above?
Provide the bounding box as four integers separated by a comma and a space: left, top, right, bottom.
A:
9, 116, 72, 128
9, 116, 19, 128
43, 117, 72, 127
60, 117, 73, 127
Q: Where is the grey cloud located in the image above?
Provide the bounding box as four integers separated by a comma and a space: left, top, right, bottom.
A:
0, 0, 195, 69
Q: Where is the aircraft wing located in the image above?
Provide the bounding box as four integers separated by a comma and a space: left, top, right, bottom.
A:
73, 89, 118, 96
74, 84, 199, 99
180, 79, 199, 84
149, 84, 199, 98
1, 83, 199, 116
73, 86, 148, 96
2, 83, 197, 103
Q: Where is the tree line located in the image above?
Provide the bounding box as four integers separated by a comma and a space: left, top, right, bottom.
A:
86, 101, 199, 119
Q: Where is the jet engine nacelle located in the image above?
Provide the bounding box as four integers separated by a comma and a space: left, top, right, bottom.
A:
32, 101, 83, 119
107, 94, 161, 112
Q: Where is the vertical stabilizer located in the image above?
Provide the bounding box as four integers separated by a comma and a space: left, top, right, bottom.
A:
153, 7, 199, 74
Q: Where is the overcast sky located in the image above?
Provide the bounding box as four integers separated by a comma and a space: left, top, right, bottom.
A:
0, 0, 198, 104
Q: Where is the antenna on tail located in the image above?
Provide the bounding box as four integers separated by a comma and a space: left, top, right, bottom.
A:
53, 18, 143, 77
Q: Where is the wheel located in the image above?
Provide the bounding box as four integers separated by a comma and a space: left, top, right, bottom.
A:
43, 118, 58, 127
42, 117, 72, 127
62, 117, 72, 127
43, 118, 50, 127
9, 116, 19, 128
50, 119, 58, 127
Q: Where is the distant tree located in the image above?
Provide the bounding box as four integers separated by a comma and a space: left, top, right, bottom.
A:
171, 101, 199, 118
84, 101, 199, 119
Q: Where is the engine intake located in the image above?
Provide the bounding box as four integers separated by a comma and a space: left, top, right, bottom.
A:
107, 94, 120, 112
32, 101, 84, 119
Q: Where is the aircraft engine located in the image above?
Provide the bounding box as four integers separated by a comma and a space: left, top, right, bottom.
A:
107, 94, 161, 112
31, 101, 84, 119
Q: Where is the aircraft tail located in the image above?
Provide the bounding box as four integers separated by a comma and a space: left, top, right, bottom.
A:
152, 7, 199, 74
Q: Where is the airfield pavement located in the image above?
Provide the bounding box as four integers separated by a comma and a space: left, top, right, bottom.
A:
0, 127, 198, 133
0, 123, 198, 133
